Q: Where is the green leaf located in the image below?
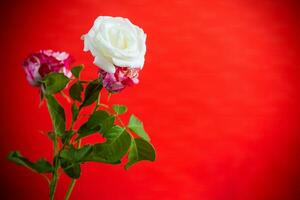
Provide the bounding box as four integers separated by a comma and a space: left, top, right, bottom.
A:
125, 138, 156, 170
34, 159, 54, 173
112, 104, 127, 115
48, 131, 55, 141
84, 129, 131, 163
60, 161, 81, 179
128, 115, 150, 141
43, 73, 70, 94
59, 145, 92, 179
75, 145, 93, 162
69, 81, 83, 102
71, 65, 84, 78
100, 116, 115, 134
7, 151, 53, 173
71, 103, 79, 122
88, 110, 110, 125
46, 95, 66, 136
77, 122, 100, 138
61, 130, 74, 144
7, 151, 32, 168
103, 125, 125, 142
77, 110, 110, 139
45, 95, 66, 136
64, 163, 81, 179
80, 79, 102, 108
60, 145, 92, 163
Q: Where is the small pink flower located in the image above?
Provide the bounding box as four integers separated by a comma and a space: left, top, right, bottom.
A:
23, 50, 73, 86
99, 67, 140, 93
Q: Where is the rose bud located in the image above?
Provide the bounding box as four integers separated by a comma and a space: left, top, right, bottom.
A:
83, 16, 146, 92
23, 50, 73, 86
99, 67, 140, 93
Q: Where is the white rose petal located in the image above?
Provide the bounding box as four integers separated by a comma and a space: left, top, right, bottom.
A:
82, 16, 147, 73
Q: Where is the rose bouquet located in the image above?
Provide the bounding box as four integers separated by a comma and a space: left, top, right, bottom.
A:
8, 16, 155, 200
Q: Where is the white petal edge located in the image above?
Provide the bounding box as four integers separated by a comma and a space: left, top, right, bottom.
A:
94, 56, 116, 73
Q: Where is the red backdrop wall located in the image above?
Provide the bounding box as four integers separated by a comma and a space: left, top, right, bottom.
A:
1, 0, 300, 199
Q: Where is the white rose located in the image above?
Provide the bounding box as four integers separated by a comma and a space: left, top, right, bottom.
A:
82, 16, 147, 73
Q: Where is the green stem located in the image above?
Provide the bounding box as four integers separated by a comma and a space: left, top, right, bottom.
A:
79, 80, 89, 84
64, 179, 76, 200
93, 93, 101, 113
65, 93, 101, 199
64, 140, 81, 200
49, 134, 60, 200
107, 92, 112, 102
60, 91, 71, 103
99, 103, 126, 128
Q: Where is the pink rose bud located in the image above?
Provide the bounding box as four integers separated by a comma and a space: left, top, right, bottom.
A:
23, 50, 73, 86
99, 67, 140, 93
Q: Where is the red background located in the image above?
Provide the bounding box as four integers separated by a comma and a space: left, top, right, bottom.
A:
1, 0, 300, 199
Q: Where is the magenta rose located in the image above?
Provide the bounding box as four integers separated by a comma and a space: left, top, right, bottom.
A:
99, 67, 140, 93
23, 50, 73, 86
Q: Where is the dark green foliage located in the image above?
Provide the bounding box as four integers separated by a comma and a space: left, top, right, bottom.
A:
80, 79, 102, 108
125, 138, 156, 170
71, 65, 84, 78
43, 73, 70, 94
69, 81, 83, 102
7, 151, 53, 173
45, 94, 66, 136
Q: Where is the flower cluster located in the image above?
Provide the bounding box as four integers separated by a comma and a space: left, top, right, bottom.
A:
23, 50, 72, 86
99, 67, 140, 93
82, 16, 146, 93
9, 16, 155, 200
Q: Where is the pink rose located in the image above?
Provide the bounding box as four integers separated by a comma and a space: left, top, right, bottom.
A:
99, 67, 140, 93
23, 50, 73, 86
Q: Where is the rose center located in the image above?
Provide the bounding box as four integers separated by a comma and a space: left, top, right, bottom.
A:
108, 27, 132, 50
